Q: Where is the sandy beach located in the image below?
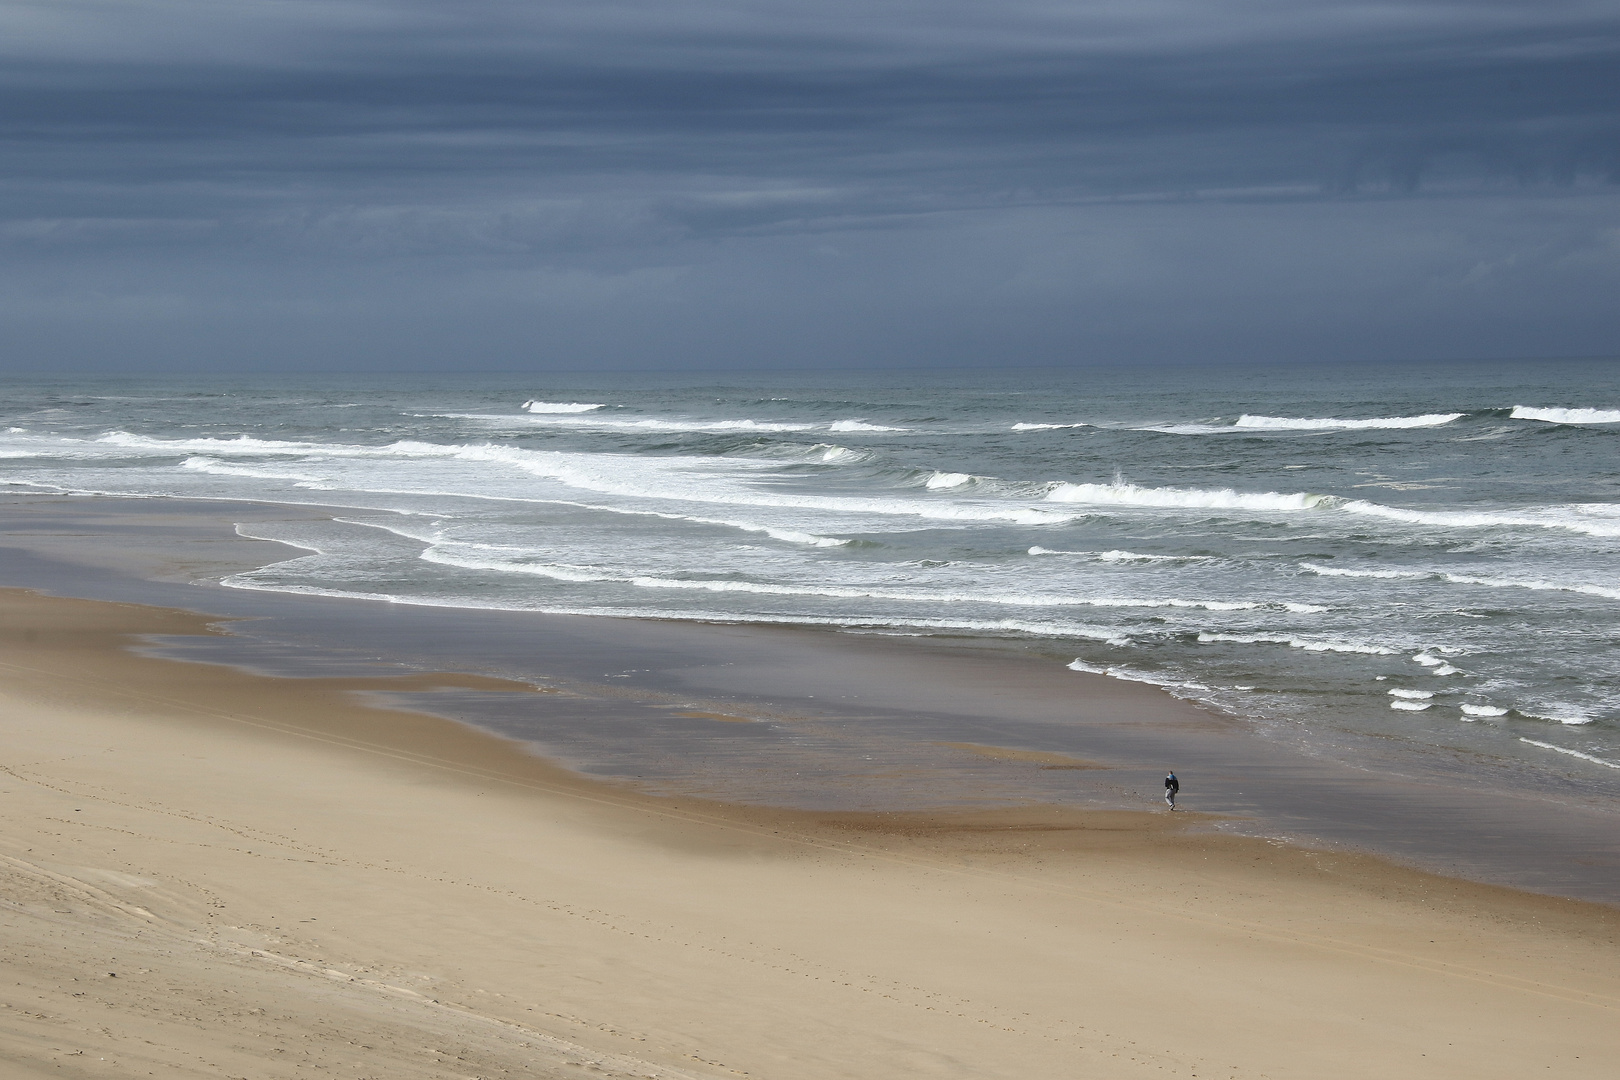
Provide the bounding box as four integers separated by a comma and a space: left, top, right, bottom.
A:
9, 0, 1620, 1073
2, 585, 1617, 1078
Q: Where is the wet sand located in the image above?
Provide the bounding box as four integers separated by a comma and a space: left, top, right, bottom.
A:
2, 586, 1618, 1078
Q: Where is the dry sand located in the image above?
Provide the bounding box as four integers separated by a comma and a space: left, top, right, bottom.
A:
1, 588, 1616, 1079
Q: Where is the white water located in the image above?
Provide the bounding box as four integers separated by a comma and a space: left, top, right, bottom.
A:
522, 400, 605, 413
3, 370, 1617, 779
1510, 406, 1620, 425
1233, 413, 1464, 430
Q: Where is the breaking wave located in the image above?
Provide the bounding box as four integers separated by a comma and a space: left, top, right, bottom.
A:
1301, 562, 1620, 599
518, 416, 821, 433
522, 400, 604, 413
1196, 631, 1397, 655
1300, 563, 1426, 580
1337, 499, 1620, 538
1045, 480, 1327, 512
1233, 413, 1464, 431
1510, 406, 1620, 425
1148, 413, 1462, 434
829, 419, 908, 432
1029, 547, 1212, 562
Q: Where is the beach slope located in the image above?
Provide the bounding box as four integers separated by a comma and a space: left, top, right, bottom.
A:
1, 589, 1615, 1078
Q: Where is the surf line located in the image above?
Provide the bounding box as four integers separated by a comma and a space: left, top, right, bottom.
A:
1519, 738, 1620, 770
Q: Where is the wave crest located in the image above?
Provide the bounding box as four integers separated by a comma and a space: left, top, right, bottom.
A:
1046, 480, 1327, 512
829, 419, 907, 432
1233, 413, 1463, 431
522, 400, 604, 413
1510, 406, 1620, 425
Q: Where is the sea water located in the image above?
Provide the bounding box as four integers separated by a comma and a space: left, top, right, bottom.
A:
2, 360, 1617, 788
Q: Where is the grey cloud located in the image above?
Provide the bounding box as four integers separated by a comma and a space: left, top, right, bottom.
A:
0, 1, 1615, 370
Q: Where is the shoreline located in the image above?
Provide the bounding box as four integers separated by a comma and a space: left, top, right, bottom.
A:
2, 584, 1618, 1077
2, 491, 1619, 907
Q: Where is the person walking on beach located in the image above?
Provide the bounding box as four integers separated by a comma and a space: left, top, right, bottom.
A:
1164, 771, 1179, 810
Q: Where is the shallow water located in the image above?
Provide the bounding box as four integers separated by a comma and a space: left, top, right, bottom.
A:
2, 362, 1617, 800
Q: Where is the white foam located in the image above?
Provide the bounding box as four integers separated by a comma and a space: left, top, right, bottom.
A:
522, 400, 604, 413
829, 419, 907, 432
1302, 561, 1620, 599
1233, 413, 1464, 431
1011, 422, 1089, 431
1028, 547, 1210, 562
348, 498, 852, 549
1196, 632, 1396, 655
1388, 688, 1434, 699
523, 416, 821, 433
1282, 602, 1328, 613
1139, 423, 1229, 435
1065, 659, 1210, 693
1099, 549, 1207, 563
1460, 704, 1508, 717
92, 433, 1062, 527
925, 472, 973, 489
64, 430, 1620, 543
230, 525, 327, 555
1390, 700, 1431, 711
1518, 707, 1597, 726
416, 548, 1255, 610
1338, 499, 1620, 538
1510, 406, 1620, 425
1519, 738, 1620, 768
181, 456, 330, 485
217, 568, 1131, 643
1300, 562, 1426, 580
1439, 572, 1620, 602
1045, 480, 1328, 512
96, 430, 331, 455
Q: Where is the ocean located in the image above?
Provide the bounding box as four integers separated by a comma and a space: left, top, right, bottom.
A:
2, 360, 1618, 798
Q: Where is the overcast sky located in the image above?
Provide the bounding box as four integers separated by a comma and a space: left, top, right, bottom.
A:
2, 0, 1617, 372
